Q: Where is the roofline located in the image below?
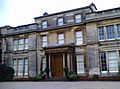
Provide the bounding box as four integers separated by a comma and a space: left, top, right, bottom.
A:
86, 6, 120, 15
34, 5, 93, 19
15, 23, 37, 28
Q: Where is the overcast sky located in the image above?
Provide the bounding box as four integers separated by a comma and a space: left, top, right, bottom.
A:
0, 0, 120, 27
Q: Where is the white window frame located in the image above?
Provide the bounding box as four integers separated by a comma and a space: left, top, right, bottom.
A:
76, 54, 85, 74
13, 59, 17, 75
24, 58, 28, 75
42, 57, 46, 71
106, 25, 115, 40
108, 51, 119, 73
100, 52, 107, 73
57, 17, 64, 26
42, 21, 48, 29
58, 33, 64, 44
24, 38, 28, 49
13, 39, 18, 51
18, 39, 24, 50
98, 27, 105, 41
117, 24, 120, 39
18, 58, 24, 76
75, 31, 83, 45
75, 14, 81, 23
42, 35, 47, 47
13, 58, 29, 76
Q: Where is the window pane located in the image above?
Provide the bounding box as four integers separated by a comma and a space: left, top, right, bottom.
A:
100, 52, 107, 72
42, 36, 47, 41
13, 40, 18, 51
18, 59, 23, 75
58, 33, 64, 44
117, 24, 120, 38
75, 14, 81, 23
13, 60, 17, 75
108, 51, 118, 72
106, 25, 115, 39
24, 59, 28, 75
42, 21, 48, 28
42, 58, 46, 71
25, 38, 28, 44
25, 44, 28, 49
58, 18, 64, 26
42, 36, 47, 47
18, 44, 24, 50
76, 31, 83, 45
99, 27, 105, 40
108, 51, 117, 59
76, 54, 84, 74
19, 39, 24, 44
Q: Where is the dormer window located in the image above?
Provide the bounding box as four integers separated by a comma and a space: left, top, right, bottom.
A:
42, 21, 48, 29
57, 17, 64, 26
75, 14, 81, 23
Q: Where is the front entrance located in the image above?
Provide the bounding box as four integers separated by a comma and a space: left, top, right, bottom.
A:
52, 53, 63, 77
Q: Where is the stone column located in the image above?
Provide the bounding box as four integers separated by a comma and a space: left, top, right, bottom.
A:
63, 53, 65, 76
67, 53, 70, 70
49, 54, 51, 77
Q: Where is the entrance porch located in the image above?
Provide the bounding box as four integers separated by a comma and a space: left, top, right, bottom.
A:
43, 43, 75, 79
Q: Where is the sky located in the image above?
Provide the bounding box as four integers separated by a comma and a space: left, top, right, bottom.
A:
0, 0, 120, 27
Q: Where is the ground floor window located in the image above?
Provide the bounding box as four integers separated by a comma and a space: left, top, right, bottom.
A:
99, 51, 119, 73
108, 51, 118, 72
13, 58, 28, 76
76, 54, 85, 74
100, 52, 107, 73
41, 57, 46, 71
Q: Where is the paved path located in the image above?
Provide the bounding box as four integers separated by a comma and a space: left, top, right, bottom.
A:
0, 81, 120, 89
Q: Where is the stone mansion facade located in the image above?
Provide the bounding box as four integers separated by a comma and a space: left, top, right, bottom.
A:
0, 3, 120, 79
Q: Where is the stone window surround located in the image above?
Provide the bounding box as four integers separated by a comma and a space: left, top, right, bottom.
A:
75, 31, 83, 45
57, 17, 64, 26
76, 54, 85, 74
99, 50, 120, 73
98, 24, 120, 41
41, 20, 48, 29
13, 37, 28, 51
74, 14, 82, 23
57, 33, 64, 45
13, 58, 29, 77
42, 35, 48, 47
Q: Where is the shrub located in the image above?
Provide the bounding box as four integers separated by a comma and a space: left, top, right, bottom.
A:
31, 71, 46, 81
68, 73, 78, 81
64, 67, 78, 81
0, 64, 15, 81
64, 67, 69, 79
90, 74, 99, 80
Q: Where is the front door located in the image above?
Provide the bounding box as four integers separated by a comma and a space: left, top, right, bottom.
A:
52, 53, 63, 77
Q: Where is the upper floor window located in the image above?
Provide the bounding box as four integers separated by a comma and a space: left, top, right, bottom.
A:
42, 35, 47, 47
18, 39, 24, 50
58, 33, 64, 44
98, 27, 105, 40
75, 31, 83, 45
57, 17, 64, 26
75, 14, 81, 23
106, 25, 115, 39
117, 24, 120, 38
42, 21, 48, 29
13, 37, 28, 51
13, 40, 18, 51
